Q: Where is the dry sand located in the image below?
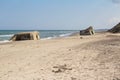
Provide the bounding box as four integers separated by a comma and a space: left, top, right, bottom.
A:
0, 32, 120, 80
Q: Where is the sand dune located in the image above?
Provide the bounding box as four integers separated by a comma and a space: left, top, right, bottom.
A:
0, 32, 120, 80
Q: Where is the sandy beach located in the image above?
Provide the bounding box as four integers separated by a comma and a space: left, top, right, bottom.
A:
0, 32, 120, 80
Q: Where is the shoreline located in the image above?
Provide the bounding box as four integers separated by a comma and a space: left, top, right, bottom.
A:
0, 31, 78, 42
0, 29, 107, 42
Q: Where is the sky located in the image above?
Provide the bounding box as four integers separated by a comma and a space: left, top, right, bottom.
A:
0, 0, 120, 30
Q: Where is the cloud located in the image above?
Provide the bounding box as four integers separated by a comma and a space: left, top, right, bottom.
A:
111, 0, 120, 4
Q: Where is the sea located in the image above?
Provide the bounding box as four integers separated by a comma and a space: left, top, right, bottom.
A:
0, 30, 79, 43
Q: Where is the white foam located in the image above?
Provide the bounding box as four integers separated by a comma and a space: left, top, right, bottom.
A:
0, 34, 13, 37
40, 32, 73, 40
41, 37, 56, 40
59, 33, 73, 37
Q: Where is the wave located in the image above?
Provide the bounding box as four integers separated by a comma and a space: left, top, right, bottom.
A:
41, 37, 57, 40
59, 33, 73, 37
41, 32, 74, 40
0, 34, 14, 37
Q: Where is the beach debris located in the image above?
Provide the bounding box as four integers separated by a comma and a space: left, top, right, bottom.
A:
80, 26, 95, 35
113, 78, 120, 80
80, 37, 83, 39
52, 64, 72, 73
108, 22, 120, 33
10, 31, 40, 41
69, 49, 72, 51
71, 77, 77, 80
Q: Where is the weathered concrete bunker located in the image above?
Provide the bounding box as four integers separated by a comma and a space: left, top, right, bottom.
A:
80, 26, 95, 35
10, 31, 40, 41
108, 22, 120, 33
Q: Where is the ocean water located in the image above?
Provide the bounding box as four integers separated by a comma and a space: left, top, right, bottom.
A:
0, 30, 78, 42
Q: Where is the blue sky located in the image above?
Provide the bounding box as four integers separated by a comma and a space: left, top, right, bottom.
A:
0, 0, 120, 30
